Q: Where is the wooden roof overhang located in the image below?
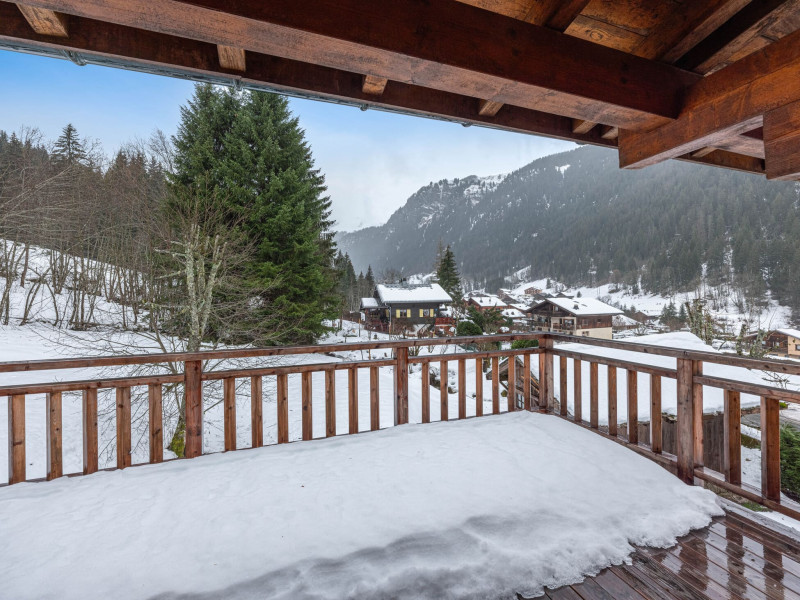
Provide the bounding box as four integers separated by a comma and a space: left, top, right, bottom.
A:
3, 1, 800, 179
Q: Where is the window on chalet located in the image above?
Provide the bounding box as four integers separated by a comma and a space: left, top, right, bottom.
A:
419, 308, 435, 317
796, 344, 800, 351
397, 309, 410, 318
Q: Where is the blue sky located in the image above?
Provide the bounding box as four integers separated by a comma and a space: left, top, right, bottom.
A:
0, 50, 575, 231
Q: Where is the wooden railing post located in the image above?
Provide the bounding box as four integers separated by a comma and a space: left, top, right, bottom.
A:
650, 375, 661, 454
116, 386, 132, 469
82, 389, 98, 474
589, 362, 598, 429
458, 358, 467, 418
676, 358, 695, 484
348, 366, 358, 434
440, 360, 449, 421
693, 360, 703, 468
608, 366, 617, 437
46, 391, 63, 480
252, 375, 264, 446
523, 354, 531, 411
325, 368, 336, 437
573, 359, 582, 423
491, 356, 500, 414
370, 366, 380, 431
761, 396, 781, 502
394, 347, 408, 425
723, 389, 741, 485
224, 377, 237, 451
8, 394, 25, 484
300, 372, 311, 440
184, 359, 203, 458
559, 357, 567, 416
148, 383, 163, 463
539, 337, 553, 412
476, 357, 484, 416
627, 370, 638, 444
277, 373, 289, 443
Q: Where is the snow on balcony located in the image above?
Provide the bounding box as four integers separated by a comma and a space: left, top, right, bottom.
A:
0, 411, 721, 600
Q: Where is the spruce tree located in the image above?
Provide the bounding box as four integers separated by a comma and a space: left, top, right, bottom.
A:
436, 244, 463, 302
52, 123, 87, 166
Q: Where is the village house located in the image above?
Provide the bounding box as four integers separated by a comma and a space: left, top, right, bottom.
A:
526, 297, 622, 339
467, 294, 507, 312
612, 314, 642, 332
762, 328, 800, 357
361, 283, 452, 334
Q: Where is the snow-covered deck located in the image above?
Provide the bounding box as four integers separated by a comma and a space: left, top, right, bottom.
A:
0, 412, 721, 600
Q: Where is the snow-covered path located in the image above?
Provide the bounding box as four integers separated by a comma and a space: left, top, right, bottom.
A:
0, 411, 721, 600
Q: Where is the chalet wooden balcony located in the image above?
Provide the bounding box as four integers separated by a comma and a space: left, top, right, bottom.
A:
3, 332, 800, 598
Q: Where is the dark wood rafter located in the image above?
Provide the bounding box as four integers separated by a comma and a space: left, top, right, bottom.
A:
217, 44, 245, 71
16, 3, 68, 36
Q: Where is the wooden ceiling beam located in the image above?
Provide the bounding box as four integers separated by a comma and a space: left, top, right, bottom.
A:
600, 126, 619, 140
764, 99, 800, 179
572, 119, 596, 134
675, 0, 798, 73
0, 3, 619, 150
217, 45, 245, 71
362, 75, 388, 96
618, 26, 800, 170
9, 0, 698, 130
678, 149, 765, 176
477, 99, 503, 117
16, 3, 67, 37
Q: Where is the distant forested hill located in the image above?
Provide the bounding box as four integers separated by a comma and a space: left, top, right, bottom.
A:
337, 145, 800, 314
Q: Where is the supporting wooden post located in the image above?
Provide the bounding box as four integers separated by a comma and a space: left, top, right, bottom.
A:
608, 366, 617, 437
476, 357, 484, 416
148, 383, 163, 463
523, 354, 531, 411
539, 337, 553, 412
508, 355, 516, 412
723, 389, 741, 485
761, 396, 781, 502
277, 373, 288, 443
693, 360, 704, 468
394, 347, 408, 425
46, 391, 62, 480
589, 362, 598, 429
224, 377, 236, 451
325, 368, 336, 437
7, 394, 25, 484
650, 375, 661, 454
116, 386, 131, 469
82, 389, 98, 474
573, 359, 582, 423
492, 356, 499, 414
559, 357, 567, 416
458, 358, 467, 418
252, 375, 264, 446
676, 358, 694, 484
440, 360, 449, 421
421, 362, 430, 424
348, 366, 358, 434
370, 366, 380, 431
627, 370, 638, 444
301, 372, 312, 440
184, 359, 203, 458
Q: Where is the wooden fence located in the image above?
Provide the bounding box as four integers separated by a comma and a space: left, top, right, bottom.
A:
3, 332, 800, 522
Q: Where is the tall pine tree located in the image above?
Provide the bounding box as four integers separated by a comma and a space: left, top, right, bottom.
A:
436, 244, 463, 302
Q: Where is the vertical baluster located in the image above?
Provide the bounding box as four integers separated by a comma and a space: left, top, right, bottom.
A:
676, 358, 694, 484
559, 357, 567, 416
395, 347, 409, 425
607, 366, 617, 437
440, 360, 449, 421
650, 375, 662, 454
523, 354, 531, 411
590, 362, 598, 429
761, 396, 780, 502
184, 359, 203, 459
573, 359, 582, 423
492, 356, 499, 414
301, 372, 312, 441
252, 375, 264, 447
348, 366, 359, 434
458, 358, 467, 418
82, 389, 98, 474
539, 337, 553, 411
148, 383, 163, 463
507, 355, 516, 412
476, 357, 484, 417
723, 389, 741, 485
224, 377, 237, 451
7, 394, 25, 484
693, 361, 704, 468
627, 370, 638, 444
46, 391, 62, 480
325, 368, 336, 437
277, 373, 288, 443
421, 362, 430, 423
116, 386, 131, 469
370, 366, 380, 431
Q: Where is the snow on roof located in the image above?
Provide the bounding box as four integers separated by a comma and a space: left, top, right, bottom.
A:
376, 283, 452, 304
360, 297, 380, 309
613, 314, 640, 327
539, 296, 622, 316
502, 308, 526, 319
470, 295, 507, 308
777, 328, 800, 339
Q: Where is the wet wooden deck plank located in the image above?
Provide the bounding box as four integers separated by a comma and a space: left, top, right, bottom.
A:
539, 512, 800, 600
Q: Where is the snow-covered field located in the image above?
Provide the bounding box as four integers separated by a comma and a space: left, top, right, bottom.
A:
0, 411, 722, 600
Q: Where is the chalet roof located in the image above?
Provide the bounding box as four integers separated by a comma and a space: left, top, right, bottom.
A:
470, 295, 507, 308
776, 328, 800, 339
376, 283, 452, 305
533, 297, 623, 317
5, 2, 800, 180
360, 297, 380, 309
502, 308, 526, 319
613, 314, 641, 327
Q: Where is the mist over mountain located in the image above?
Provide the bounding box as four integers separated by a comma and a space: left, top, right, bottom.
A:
337, 145, 800, 317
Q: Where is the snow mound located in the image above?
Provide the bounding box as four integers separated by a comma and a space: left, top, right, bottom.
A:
0, 412, 721, 600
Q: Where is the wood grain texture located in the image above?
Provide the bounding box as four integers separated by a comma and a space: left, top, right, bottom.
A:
440, 360, 449, 421
7, 394, 25, 484
277, 373, 288, 443
46, 391, 62, 480
325, 368, 336, 437
608, 366, 617, 437
650, 375, 661, 453
184, 359, 203, 458
362, 74, 388, 95
507, 355, 516, 412
590, 362, 598, 428
573, 358, 582, 422
148, 383, 163, 463
478, 99, 503, 116
16, 4, 68, 36
692, 360, 703, 467
421, 362, 430, 424
394, 347, 408, 425
676, 358, 694, 483
458, 358, 467, 418
348, 366, 358, 434
476, 357, 484, 416
252, 375, 264, 446
559, 357, 567, 416
116, 386, 131, 469
217, 44, 245, 70
224, 377, 236, 451
370, 366, 379, 431
301, 371, 312, 440
724, 389, 741, 485
82, 388, 98, 474
761, 396, 781, 501
523, 353, 531, 411
492, 357, 499, 414
627, 369, 638, 444
539, 337, 554, 411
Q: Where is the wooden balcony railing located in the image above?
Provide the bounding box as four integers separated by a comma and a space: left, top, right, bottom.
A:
3, 332, 800, 522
